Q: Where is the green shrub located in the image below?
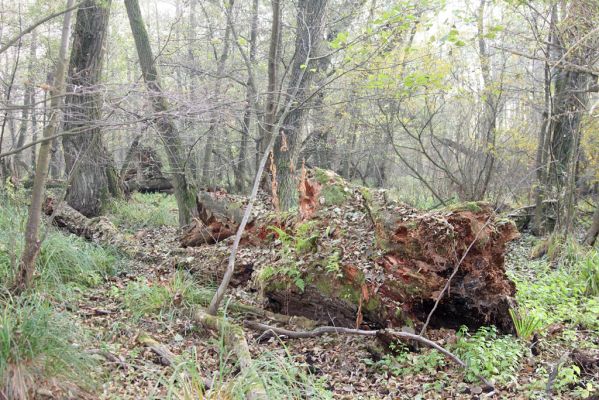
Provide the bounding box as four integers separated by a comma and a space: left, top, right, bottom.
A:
0, 296, 95, 399
453, 326, 524, 385
107, 192, 178, 230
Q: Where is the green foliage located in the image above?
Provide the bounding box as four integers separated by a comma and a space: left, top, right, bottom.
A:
509, 308, 542, 341
257, 223, 322, 292
258, 264, 305, 293
0, 295, 95, 398
324, 252, 342, 275
123, 271, 212, 318
453, 326, 524, 385
509, 250, 599, 331
367, 342, 446, 378
107, 192, 178, 231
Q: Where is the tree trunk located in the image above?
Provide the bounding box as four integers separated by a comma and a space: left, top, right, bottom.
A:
544, 0, 599, 234
274, 0, 328, 211
234, 0, 259, 193
124, 0, 196, 226
13, 0, 75, 293
532, 5, 557, 236
13, 31, 37, 179
584, 198, 599, 246
62, 0, 120, 217
201, 0, 234, 187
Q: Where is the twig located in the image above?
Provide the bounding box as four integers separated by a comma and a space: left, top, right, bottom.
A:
86, 349, 128, 371
244, 320, 495, 390
546, 351, 570, 398
0, 1, 83, 55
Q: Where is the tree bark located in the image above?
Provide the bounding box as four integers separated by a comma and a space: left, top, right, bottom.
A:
62, 0, 120, 217
584, 198, 599, 246
13, 0, 75, 293
274, 0, 328, 211
124, 0, 196, 226
546, 0, 599, 234
234, 0, 259, 193
13, 31, 37, 179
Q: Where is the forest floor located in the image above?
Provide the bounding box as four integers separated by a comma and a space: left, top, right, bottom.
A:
1, 191, 598, 400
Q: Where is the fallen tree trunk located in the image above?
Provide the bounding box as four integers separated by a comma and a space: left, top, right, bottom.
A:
250, 169, 519, 333
194, 310, 267, 400
43, 197, 123, 244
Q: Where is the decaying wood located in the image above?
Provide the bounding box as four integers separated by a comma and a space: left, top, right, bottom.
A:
43, 197, 122, 244
244, 320, 495, 390
137, 332, 177, 367
254, 168, 519, 333
194, 310, 267, 400
121, 144, 173, 194
180, 191, 247, 247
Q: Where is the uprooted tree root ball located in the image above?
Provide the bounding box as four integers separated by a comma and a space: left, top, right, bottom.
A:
180, 168, 520, 333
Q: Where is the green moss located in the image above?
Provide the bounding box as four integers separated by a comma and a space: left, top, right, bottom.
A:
314, 168, 334, 185
321, 184, 349, 206
447, 201, 483, 213
364, 297, 380, 312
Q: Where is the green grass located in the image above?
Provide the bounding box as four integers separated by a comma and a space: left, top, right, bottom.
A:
0, 295, 96, 399
0, 193, 124, 296
167, 336, 332, 400
107, 192, 178, 231
123, 271, 214, 318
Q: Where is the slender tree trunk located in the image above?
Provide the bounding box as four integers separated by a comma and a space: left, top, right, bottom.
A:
532, 5, 557, 236
13, 0, 75, 293
473, 0, 497, 200
124, 0, 196, 226
13, 32, 37, 178
234, 0, 258, 193
274, 0, 328, 211
257, 0, 281, 176
201, 0, 234, 187
62, 0, 120, 217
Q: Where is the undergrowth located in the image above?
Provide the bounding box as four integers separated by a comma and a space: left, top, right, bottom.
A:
0, 295, 95, 399
123, 271, 213, 318
107, 192, 178, 230
167, 330, 332, 399
0, 192, 123, 295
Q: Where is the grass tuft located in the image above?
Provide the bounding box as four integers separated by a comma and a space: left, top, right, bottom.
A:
0, 295, 95, 399
123, 271, 213, 318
